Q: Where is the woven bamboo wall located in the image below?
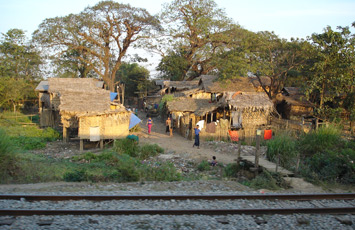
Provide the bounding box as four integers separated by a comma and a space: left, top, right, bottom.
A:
78, 113, 130, 140
40, 109, 60, 128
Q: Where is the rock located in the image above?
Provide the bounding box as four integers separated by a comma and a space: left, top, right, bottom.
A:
215, 217, 229, 224
254, 216, 267, 225
0, 217, 15, 226
88, 218, 99, 224
37, 219, 53, 226
297, 217, 310, 225
335, 216, 353, 225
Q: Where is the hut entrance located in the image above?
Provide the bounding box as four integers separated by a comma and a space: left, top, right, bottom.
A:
276, 100, 290, 119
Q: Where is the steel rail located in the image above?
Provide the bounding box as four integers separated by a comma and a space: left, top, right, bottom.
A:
1, 207, 354, 216
0, 193, 354, 201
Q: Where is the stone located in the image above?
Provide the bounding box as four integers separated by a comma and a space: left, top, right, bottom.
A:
254, 216, 267, 225
215, 217, 229, 224
296, 217, 310, 225
335, 216, 353, 225
37, 219, 53, 226
0, 217, 15, 226
88, 218, 99, 224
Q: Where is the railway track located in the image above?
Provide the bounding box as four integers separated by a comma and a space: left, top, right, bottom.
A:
1, 193, 354, 216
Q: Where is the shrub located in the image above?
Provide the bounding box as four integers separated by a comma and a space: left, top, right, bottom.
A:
223, 163, 240, 178
0, 129, 19, 183
299, 125, 342, 157
197, 160, 210, 171
63, 169, 87, 182
249, 171, 290, 190
139, 144, 164, 160
301, 148, 355, 184
115, 154, 140, 182
140, 162, 181, 182
113, 139, 139, 157
266, 131, 298, 169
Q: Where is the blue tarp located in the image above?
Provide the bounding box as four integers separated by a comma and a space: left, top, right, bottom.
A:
110, 92, 118, 101
129, 113, 141, 129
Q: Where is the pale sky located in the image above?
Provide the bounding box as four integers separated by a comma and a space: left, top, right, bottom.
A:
1, 0, 354, 75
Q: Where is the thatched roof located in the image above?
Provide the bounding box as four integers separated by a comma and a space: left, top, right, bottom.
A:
174, 88, 204, 97
166, 98, 221, 116
48, 78, 103, 93
200, 75, 255, 93
222, 92, 274, 111
279, 87, 314, 107
59, 90, 127, 117
249, 76, 272, 87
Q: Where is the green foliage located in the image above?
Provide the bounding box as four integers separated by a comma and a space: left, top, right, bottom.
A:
266, 131, 298, 169
139, 144, 164, 160
113, 139, 139, 157
249, 171, 290, 190
298, 125, 342, 157
301, 147, 355, 184
159, 94, 175, 111
0, 129, 19, 183
63, 169, 87, 182
116, 63, 151, 97
140, 162, 182, 182
0, 29, 42, 110
223, 163, 240, 177
197, 160, 210, 171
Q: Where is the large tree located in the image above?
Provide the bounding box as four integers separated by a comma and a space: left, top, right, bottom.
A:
247, 31, 310, 100
158, 0, 241, 80
304, 25, 355, 119
115, 63, 151, 97
33, 0, 160, 91
0, 29, 42, 111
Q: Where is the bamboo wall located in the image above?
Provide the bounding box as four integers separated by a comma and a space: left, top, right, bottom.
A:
78, 113, 130, 140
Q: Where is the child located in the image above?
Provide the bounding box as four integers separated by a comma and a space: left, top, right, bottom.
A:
211, 156, 217, 166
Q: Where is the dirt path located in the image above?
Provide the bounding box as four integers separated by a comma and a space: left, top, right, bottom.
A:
137, 113, 239, 164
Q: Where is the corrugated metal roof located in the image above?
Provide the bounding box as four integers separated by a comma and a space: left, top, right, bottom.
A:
35, 81, 49, 91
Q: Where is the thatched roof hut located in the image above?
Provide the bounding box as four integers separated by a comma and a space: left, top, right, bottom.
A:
200, 75, 255, 93
167, 98, 221, 116
59, 90, 126, 117
222, 92, 273, 112
276, 87, 314, 119
156, 80, 199, 95
48, 78, 104, 93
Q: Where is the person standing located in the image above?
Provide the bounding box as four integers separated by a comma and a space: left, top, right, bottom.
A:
193, 125, 201, 149
166, 117, 173, 136
146, 117, 153, 135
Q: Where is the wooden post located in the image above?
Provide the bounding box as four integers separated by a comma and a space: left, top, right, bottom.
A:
254, 129, 261, 174
121, 83, 125, 105
80, 139, 84, 152
100, 139, 104, 149
237, 139, 241, 164
63, 127, 68, 143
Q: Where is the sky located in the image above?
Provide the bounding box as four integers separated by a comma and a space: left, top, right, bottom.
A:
0, 0, 354, 75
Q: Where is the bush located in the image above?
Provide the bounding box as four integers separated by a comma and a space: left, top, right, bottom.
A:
197, 160, 210, 171
266, 131, 298, 169
0, 129, 19, 183
139, 144, 164, 160
299, 125, 342, 157
113, 139, 139, 157
223, 163, 240, 178
301, 148, 355, 184
140, 162, 182, 182
249, 171, 290, 190
63, 169, 87, 182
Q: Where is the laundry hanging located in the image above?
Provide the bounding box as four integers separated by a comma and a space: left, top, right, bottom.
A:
231, 111, 242, 129
264, 129, 272, 140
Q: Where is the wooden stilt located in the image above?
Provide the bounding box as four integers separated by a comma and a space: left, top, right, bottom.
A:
100, 139, 104, 149
80, 139, 84, 152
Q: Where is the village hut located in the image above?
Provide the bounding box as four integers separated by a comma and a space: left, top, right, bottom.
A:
35, 78, 104, 128
276, 87, 314, 120
156, 80, 199, 95
36, 78, 130, 151
166, 98, 228, 140
165, 75, 274, 142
